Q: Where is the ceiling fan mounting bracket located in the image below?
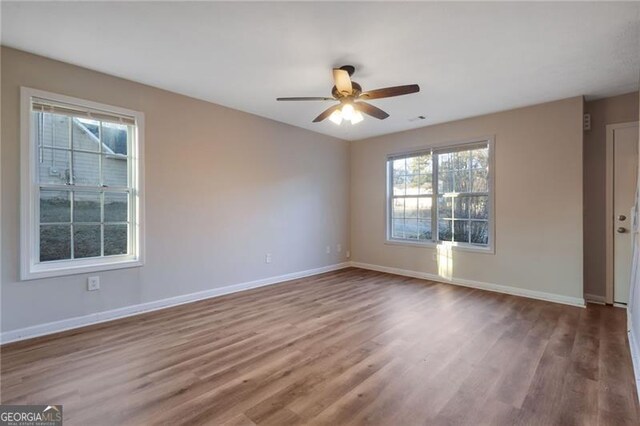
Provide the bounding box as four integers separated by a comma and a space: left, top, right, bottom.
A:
339, 65, 355, 76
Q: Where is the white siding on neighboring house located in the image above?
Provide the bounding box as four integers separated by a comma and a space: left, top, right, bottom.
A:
36, 113, 127, 188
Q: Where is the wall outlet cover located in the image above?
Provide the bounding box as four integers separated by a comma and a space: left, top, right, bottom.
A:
87, 276, 100, 291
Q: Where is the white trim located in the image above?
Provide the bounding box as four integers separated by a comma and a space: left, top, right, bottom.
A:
0, 262, 350, 345
20, 87, 146, 280
606, 121, 640, 304
584, 293, 607, 305
350, 261, 585, 308
629, 324, 640, 403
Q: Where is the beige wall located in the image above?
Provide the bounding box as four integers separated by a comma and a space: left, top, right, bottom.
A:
583, 92, 639, 299
350, 97, 584, 301
1, 47, 350, 332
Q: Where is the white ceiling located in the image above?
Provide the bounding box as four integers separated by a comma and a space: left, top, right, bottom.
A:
2, 2, 639, 141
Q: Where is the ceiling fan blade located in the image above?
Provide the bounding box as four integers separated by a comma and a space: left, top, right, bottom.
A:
356, 102, 389, 120
312, 104, 341, 123
333, 69, 353, 95
359, 84, 420, 100
277, 97, 335, 101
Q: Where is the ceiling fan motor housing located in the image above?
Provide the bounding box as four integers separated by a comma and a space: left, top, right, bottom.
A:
332, 82, 362, 99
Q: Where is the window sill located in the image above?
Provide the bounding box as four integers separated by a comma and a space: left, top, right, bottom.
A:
21, 256, 144, 281
384, 238, 495, 254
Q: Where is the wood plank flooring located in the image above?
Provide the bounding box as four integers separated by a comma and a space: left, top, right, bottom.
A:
1, 268, 639, 425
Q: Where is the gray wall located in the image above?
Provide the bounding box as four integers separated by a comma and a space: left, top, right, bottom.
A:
350, 97, 585, 301
583, 92, 639, 299
1, 47, 350, 332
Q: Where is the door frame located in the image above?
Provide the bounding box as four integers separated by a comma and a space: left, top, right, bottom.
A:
605, 121, 639, 305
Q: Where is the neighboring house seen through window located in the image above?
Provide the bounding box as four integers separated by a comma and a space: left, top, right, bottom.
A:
387, 140, 493, 251
21, 88, 144, 279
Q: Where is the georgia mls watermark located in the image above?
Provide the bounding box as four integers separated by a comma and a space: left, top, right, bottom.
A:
0, 405, 62, 426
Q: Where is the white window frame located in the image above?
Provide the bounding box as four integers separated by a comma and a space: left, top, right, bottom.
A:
385, 137, 495, 254
20, 87, 145, 280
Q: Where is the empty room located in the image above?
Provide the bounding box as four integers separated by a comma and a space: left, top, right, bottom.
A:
1, 1, 640, 425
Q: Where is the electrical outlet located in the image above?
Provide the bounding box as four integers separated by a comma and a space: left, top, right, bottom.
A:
337, 244, 342, 253
87, 276, 100, 291
326, 246, 331, 254
432, 253, 437, 261
346, 250, 351, 258
265, 253, 272, 264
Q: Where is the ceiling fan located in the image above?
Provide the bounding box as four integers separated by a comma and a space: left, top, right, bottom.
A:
276, 65, 420, 125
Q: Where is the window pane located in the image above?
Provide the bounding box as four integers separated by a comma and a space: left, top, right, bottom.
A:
438, 219, 452, 241
36, 113, 70, 149
405, 175, 419, 195
454, 170, 471, 192
393, 159, 406, 176
40, 190, 70, 223
73, 118, 101, 152
393, 175, 406, 196
438, 196, 453, 219
454, 150, 470, 170
438, 152, 453, 171
392, 198, 405, 218
438, 170, 454, 193
390, 144, 490, 248
404, 219, 418, 239
454, 220, 469, 243
470, 196, 489, 219
73, 152, 100, 186
104, 224, 128, 256
39, 148, 71, 185
74, 225, 101, 258
73, 192, 101, 223
405, 157, 418, 175
471, 147, 488, 169
471, 221, 489, 245
102, 122, 129, 156
418, 197, 432, 219
102, 155, 128, 187
104, 192, 128, 222
392, 218, 405, 239
418, 174, 432, 195
472, 169, 488, 193
404, 197, 418, 218
40, 225, 71, 261
454, 196, 470, 219
392, 198, 404, 219
418, 220, 432, 240
416, 155, 432, 175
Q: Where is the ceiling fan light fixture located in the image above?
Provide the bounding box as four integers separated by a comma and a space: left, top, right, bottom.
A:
277, 65, 419, 124
341, 103, 355, 121
329, 110, 343, 125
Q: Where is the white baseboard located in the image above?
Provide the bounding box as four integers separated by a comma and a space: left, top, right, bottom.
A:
585, 293, 607, 304
350, 261, 585, 308
0, 262, 351, 345
0, 260, 588, 344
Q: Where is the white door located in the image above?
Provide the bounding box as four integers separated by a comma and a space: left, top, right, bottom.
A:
613, 123, 639, 304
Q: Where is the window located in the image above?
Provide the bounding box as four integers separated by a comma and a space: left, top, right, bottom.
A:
20, 88, 144, 280
387, 140, 493, 251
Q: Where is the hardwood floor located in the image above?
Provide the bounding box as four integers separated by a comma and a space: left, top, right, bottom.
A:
1, 267, 639, 425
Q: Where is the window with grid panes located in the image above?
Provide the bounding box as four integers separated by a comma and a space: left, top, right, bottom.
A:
387, 141, 492, 249
21, 88, 144, 280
